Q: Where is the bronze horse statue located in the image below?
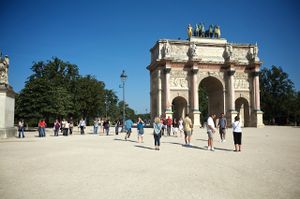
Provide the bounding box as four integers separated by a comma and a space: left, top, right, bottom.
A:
213, 25, 221, 38
205, 24, 214, 38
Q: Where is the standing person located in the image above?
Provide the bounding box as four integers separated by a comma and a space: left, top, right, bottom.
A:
115, 119, 121, 135
161, 117, 167, 136
137, 117, 145, 143
207, 114, 217, 151
166, 116, 172, 136
103, 119, 110, 136
178, 117, 184, 137
61, 119, 68, 136
232, 116, 242, 152
94, 117, 99, 134
183, 114, 193, 146
99, 118, 104, 135
38, 119, 46, 137
79, 118, 86, 135
18, 119, 25, 138
69, 118, 74, 135
54, 119, 60, 136
153, 117, 163, 150
124, 118, 133, 140
172, 118, 178, 137
218, 113, 227, 142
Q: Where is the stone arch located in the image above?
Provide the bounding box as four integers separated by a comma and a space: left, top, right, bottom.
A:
235, 97, 250, 127
199, 76, 224, 122
171, 96, 188, 122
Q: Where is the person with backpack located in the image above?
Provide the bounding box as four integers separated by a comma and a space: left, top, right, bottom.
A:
54, 119, 60, 136
153, 117, 163, 150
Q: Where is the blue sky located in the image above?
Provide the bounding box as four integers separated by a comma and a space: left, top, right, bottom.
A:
1, 0, 300, 114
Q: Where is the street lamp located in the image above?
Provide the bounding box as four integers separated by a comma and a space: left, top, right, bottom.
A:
120, 70, 127, 132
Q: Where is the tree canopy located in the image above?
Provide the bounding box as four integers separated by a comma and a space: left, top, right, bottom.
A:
15, 57, 136, 126
260, 65, 299, 125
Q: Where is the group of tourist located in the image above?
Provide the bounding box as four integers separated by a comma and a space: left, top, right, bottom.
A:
151, 112, 242, 152
17, 113, 242, 152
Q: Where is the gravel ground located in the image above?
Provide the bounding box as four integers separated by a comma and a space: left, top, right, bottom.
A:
0, 126, 299, 199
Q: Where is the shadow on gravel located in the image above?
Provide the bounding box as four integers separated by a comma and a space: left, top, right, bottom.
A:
134, 145, 154, 150
196, 138, 208, 142
214, 147, 234, 152
114, 138, 138, 143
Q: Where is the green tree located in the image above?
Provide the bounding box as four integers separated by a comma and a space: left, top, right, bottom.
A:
73, 75, 105, 123
260, 65, 295, 125
198, 85, 208, 125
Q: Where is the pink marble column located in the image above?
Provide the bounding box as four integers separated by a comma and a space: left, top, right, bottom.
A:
253, 70, 261, 110
228, 69, 236, 111
157, 68, 162, 116
164, 67, 171, 111
192, 67, 199, 111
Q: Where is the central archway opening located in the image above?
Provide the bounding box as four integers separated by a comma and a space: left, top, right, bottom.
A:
199, 76, 224, 125
172, 96, 187, 122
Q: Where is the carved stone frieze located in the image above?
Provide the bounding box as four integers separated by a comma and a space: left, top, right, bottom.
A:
234, 72, 250, 90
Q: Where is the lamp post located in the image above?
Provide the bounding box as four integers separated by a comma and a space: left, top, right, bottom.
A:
120, 70, 127, 132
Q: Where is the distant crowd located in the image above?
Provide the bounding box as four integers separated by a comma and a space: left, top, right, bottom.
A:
17, 113, 242, 152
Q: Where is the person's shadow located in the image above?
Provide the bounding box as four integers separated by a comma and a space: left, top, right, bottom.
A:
134, 145, 154, 150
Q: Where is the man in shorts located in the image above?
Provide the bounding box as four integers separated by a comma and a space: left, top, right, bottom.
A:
183, 114, 193, 146
207, 114, 216, 151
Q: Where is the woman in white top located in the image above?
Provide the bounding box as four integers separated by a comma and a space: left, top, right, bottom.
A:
232, 116, 242, 152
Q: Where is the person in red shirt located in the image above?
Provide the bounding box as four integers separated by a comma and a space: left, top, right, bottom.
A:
38, 119, 47, 137
167, 116, 172, 136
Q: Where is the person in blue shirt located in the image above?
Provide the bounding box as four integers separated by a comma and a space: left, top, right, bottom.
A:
137, 117, 145, 143
124, 118, 133, 140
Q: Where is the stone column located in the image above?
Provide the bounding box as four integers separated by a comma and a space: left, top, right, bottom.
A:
164, 66, 172, 118
191, 66, 200, 126
227, 67, 238, 126
157, 68, 162, 117
253, 70, 261, 110
252, 69, 264, 127
228, 68, 236, 111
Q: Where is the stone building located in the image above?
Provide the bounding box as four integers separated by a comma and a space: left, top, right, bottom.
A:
147, 37, 264, 127
0, 54, 16, 138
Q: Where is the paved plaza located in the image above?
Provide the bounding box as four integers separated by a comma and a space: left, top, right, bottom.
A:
0, 126, 299, 199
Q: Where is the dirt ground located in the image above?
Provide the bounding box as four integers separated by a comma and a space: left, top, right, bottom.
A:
0, 126, 299, 199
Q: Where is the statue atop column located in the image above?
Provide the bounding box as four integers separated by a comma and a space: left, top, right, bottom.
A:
247, 43, 260, 62
187, 24, 193, 39
162, 40, 171, 58
0, 53, 9, 85
223, 44, 233, 62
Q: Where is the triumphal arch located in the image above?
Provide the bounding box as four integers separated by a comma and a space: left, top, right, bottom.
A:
147, 27, 264, 127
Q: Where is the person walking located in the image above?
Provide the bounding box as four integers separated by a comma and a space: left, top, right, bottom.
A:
79, 118, 86, 135
18, 119, 25, 138
218, 113, 227, 142
61, 119, 68, 136
94, 118, 99, 134
207, 114, 217, 151
232, 116, 242, 152
178, 117, 184, 137
69, 118, 74, 135
137, 117, 145, 143
124, 118, 133, 140
183, 114, 193, 146
166, 116, 172, 136
153, 117, 163, 150
103, 119, 110, 135
54, 119, 60, 136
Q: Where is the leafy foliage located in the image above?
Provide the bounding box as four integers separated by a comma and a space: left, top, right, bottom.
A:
260, 65, 298, 125
15, 57, 133, 126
